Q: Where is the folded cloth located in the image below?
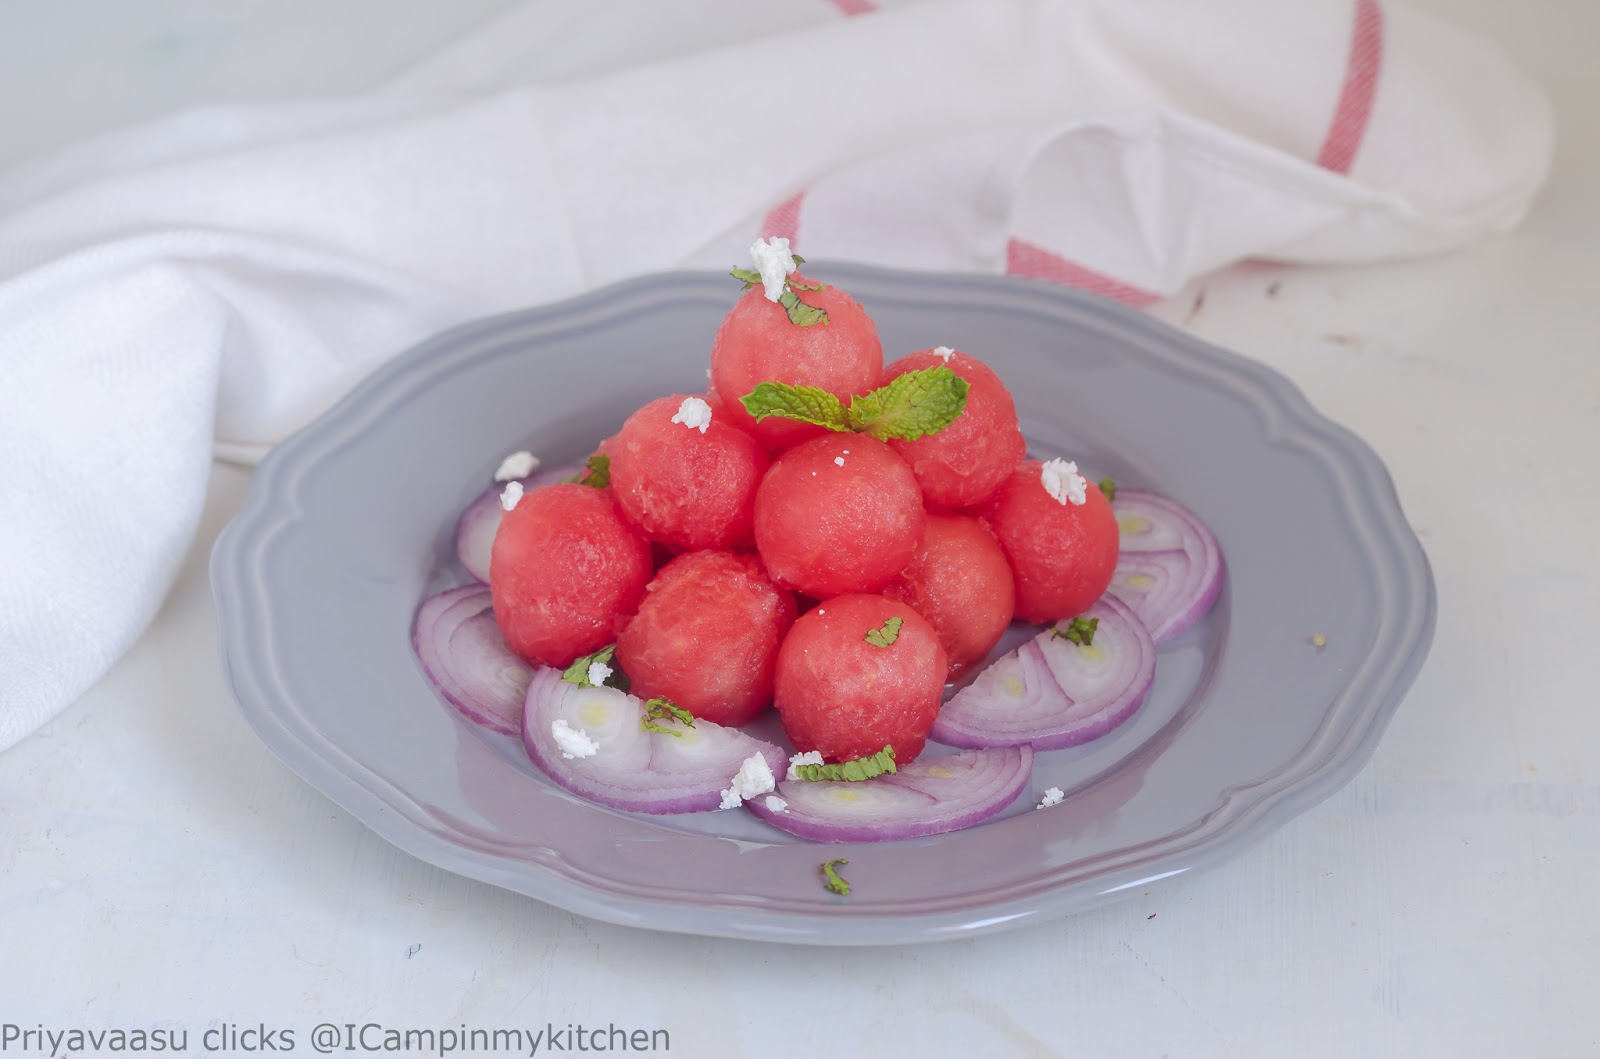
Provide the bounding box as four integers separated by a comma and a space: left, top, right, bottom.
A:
0, 0, 1552, 750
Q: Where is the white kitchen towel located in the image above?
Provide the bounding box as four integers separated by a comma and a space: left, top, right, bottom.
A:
0, 0, 1552, 750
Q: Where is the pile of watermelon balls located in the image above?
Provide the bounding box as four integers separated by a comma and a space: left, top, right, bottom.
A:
415, 238, 1223, 857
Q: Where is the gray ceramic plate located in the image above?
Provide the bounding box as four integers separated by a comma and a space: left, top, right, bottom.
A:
211, 264, 1434, 945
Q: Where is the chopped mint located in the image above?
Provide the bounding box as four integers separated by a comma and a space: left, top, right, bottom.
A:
792, 745, 896, 782
1098, 475, 1116, 502
1052, 616, 1100, 647
639, 697, 695, 737
739, 382, 851, 432
561, 645, 617, 687
821, 858, 851, 896
863, 616, 904, 649
847, 365, 969, 442
729, 266, 763, 289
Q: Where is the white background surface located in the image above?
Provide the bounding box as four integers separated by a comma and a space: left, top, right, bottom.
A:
2, 2, 1596, 1056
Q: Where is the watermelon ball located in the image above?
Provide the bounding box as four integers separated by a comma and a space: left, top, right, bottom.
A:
983, 459, 1119, 624
774, 593, 948, 764
609, 395, 768, 551
881, 348, 1027, 510
490, 483, 654, 667
882, 513, 1016, 677
753, 433, 926, 598
615, 550, 797, 727
709, 274, 883, 450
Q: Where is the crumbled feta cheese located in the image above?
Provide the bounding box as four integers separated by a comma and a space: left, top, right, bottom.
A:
933, 346, 956, 362
749, 236, 798, 302
586, 662, 612, 686
551, 719, 599, 760
670, 395, 713, 434
719, 753, 776, 809
834, 456, 845, 467
765, 795, 789, 813
842, 449, 850, 455
494, 450, 539, 482
1040, 458, 1088, 506
1036, 786, 1065, 809
499, 481, 525, 512
787, 750, 824, 781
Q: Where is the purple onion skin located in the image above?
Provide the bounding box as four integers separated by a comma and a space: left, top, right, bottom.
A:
1108, 489, 1224, 643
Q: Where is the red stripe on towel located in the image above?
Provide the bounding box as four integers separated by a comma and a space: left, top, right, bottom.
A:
1005, 238, 1161, 308
827, 0, 879, 14
1316, 0, 1384, 174
759, 192, 805, 244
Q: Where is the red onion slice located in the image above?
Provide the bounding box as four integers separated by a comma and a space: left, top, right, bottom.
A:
412, 584, 533, 735
454, 463, 579, 582
744, 746, 1033, 842
520, 667, 788, 814
931, 595, 1155, 750
1106, 489, 1224, 643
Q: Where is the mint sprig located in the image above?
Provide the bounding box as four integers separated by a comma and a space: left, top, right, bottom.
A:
792, 745, 897, 782
847, 366, 970, 442
821, 858, 851, 896
738, 365, 969, 442
740, 383, 851, 432
863, 617, 903, 649
728, 253, 828, 326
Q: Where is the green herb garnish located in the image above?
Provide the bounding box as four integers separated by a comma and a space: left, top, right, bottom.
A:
728, 253, 829, 326
561, 645, 619, 687
1052, 616, 1100, 647
564, 452, 611, 488
1098, 475, 1116, 502
863, 616, 904, 649
738, 366, 969, 443
792, 745, 896, 782
639, 697, 695, 738
821, 859, 851, 896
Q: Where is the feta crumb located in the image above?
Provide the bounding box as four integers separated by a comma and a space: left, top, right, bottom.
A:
843, 449, 850, 454
1036, 786, 1065, 809
1040, 458, 1088, 506
933, 345, 956, 362
499, 481, 525, 512
670, 395, 713, 434
494, 450, 539, 482
587, 661, 613, 686
719, 753, 776, 809
551, 719, 599, 760
787, 750, 824, 781
749, 236, 798, 302
834, 456, 845, 467
765, 795, 789, 813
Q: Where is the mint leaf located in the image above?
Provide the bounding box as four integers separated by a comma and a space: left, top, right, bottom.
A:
639, 698, 694, 738
847, 365, 969, 442
820, 858, 851, 896
791, 254, 806, 266
561, 645, 617, 687
1052, 616, 1100, 647
730, 266, 762, 290
778, 289, 828, 326
739, 382, 851, 431
1098, 475, 1116, 502
575, 453, 610, 488
792, 745, 896, 782
863, 616, 903, 649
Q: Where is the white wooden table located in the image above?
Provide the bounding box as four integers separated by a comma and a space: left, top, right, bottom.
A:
3, 2, 1595, 1055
